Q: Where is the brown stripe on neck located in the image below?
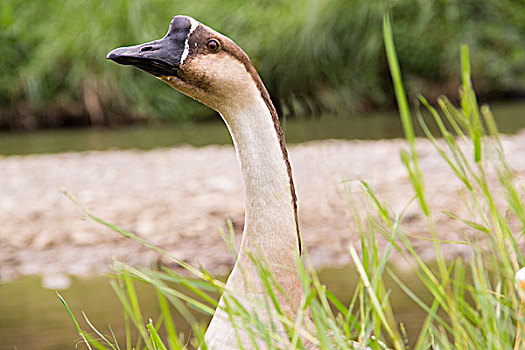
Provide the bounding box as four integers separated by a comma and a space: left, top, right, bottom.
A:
259, 90, 302, 254
233, 53, 301, 254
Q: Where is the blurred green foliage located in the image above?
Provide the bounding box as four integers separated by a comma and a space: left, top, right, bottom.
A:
1, 0, 524, 129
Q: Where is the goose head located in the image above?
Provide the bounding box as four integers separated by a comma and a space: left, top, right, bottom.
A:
107, 15, 265, 114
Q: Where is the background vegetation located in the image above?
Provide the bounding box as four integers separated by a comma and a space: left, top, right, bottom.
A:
2, 0, 525, 130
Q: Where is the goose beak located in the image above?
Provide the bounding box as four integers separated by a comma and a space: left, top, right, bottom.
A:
106, 38, 181, 76
107, 15, 193, 76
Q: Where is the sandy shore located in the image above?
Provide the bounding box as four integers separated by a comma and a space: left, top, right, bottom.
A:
2, 133, 525, 281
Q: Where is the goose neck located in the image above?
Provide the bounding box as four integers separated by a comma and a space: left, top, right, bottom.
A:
220, 96, 299, 261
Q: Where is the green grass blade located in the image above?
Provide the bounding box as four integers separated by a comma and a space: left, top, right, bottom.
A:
147, 319, 168, 350
57, 292, 94, 350
82, 311, 118, 350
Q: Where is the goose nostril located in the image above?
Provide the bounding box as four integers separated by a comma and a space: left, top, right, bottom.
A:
140, 46, 154, 52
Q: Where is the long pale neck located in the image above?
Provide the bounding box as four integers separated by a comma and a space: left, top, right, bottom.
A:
220, 93, 299, 267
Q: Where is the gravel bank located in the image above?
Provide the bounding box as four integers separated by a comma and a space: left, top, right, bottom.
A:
2, 133, 525, 281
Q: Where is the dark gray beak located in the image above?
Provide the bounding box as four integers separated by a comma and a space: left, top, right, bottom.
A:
107, 16, 193, 76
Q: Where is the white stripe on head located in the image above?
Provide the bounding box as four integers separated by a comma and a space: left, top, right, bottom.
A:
180, 17, 199, 65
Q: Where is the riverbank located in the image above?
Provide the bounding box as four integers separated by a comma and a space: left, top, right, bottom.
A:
2, 133, 524, 281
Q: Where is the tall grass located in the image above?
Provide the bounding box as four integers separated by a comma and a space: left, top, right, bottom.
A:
2, 0, 524, 128
61, 14, 525, 349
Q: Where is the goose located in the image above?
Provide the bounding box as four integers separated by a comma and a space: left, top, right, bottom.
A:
107, 15, 365, 349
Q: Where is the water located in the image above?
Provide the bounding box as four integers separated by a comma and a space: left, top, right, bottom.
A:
0, 267, 429, 349
1, 101, 524, 156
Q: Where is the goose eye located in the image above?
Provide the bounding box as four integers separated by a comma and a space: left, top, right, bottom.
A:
206, 39, 220, 52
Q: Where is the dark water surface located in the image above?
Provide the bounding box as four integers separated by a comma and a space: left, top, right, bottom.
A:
1, 101, 524, 156
0, 266, 429, 350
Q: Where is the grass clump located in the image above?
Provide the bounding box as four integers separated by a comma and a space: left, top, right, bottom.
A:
61, 14, 525, 350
